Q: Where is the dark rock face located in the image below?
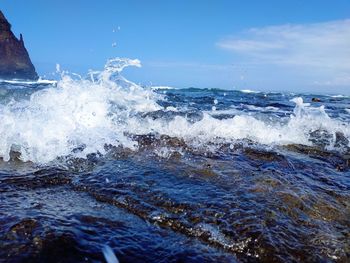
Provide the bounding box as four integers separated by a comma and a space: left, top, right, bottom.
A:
0, 10, 38, 80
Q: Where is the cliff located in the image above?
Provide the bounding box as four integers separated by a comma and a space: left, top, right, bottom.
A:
0, 10, 38, 80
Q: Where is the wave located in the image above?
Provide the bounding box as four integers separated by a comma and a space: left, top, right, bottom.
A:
0, 58, 349, 164
244, 104, 282, 112
239, 89, 260, 94
150, 85, 175, 90
328, 94, 349, 98
0, 78, 57, 85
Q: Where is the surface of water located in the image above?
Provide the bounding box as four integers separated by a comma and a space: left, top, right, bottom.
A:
0, 59, 349, 262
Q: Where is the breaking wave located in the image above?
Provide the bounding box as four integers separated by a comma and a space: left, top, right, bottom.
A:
0, 58, 349, 163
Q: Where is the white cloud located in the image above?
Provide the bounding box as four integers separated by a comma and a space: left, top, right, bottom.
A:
217, 19, 350, 71
313, 74, 350, 86
218, 39, 285, 52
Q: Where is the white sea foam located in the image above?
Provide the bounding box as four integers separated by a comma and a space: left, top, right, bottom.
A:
0, 58, 159, 163
204, 107, 241, 116
239, 89, 260, 94
0, 58, 349, 164
329, 94, 348, 98
0, 78, 57, 85
139, 101, 349, 148
150, 85, 174, 90
244, 104, 281, 112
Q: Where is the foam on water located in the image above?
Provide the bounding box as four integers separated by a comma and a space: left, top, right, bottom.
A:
0, 78, 57, 86
0, 58, 160, 163
142, 101, 348, 148
239, 89, 260, 94
150, 85, 174, 90
244, 104, 282, 112
0, 58, 349, 164
329, 94, 348, 98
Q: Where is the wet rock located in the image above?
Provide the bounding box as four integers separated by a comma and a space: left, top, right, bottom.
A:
285, 144, 328, 157
311, 98, 321, 102
243, 147, 285, 162
31, 233, 87, 263
141, 109, 203, 123
308, 129, 333, 148
0, 218, 44, 261
9, 150, 22, 161
0, 10, 38, 80
334, 131, 350, 149
2, 169, 72, 190
132, 134, 187, 149
8, 218, 39, 239
285, 144, 349, 171
191, 167, 218, 178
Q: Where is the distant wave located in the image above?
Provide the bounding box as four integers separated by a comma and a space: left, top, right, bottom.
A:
239, 89, 260, 94
0, 78, 57, 85
150, 85, 175, 90
329, 94, 349, 98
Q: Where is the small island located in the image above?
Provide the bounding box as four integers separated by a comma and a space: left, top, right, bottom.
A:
0, 10, 38, 80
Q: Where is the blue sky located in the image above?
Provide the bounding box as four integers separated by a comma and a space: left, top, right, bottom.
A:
1, 0, 350, 93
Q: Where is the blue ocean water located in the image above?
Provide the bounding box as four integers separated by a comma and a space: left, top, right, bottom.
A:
0, 59, 349, 262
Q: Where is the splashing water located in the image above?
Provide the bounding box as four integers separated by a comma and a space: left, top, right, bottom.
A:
102, 245, 119, 263
0, 58, 160, 163
0, 58, 349, 164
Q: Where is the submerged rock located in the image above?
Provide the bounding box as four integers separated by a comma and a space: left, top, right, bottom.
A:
0, 10, 38, 80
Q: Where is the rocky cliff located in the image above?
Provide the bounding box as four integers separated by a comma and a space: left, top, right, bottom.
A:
0, 10, 38, 80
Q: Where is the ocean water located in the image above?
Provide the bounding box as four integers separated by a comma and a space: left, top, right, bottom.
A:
0, 58, 349, 262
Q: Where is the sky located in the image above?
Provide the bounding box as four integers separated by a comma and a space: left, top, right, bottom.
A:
1, 0, 350, 94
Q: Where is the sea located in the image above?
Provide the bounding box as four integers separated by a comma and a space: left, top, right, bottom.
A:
0, 58, 349, 262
